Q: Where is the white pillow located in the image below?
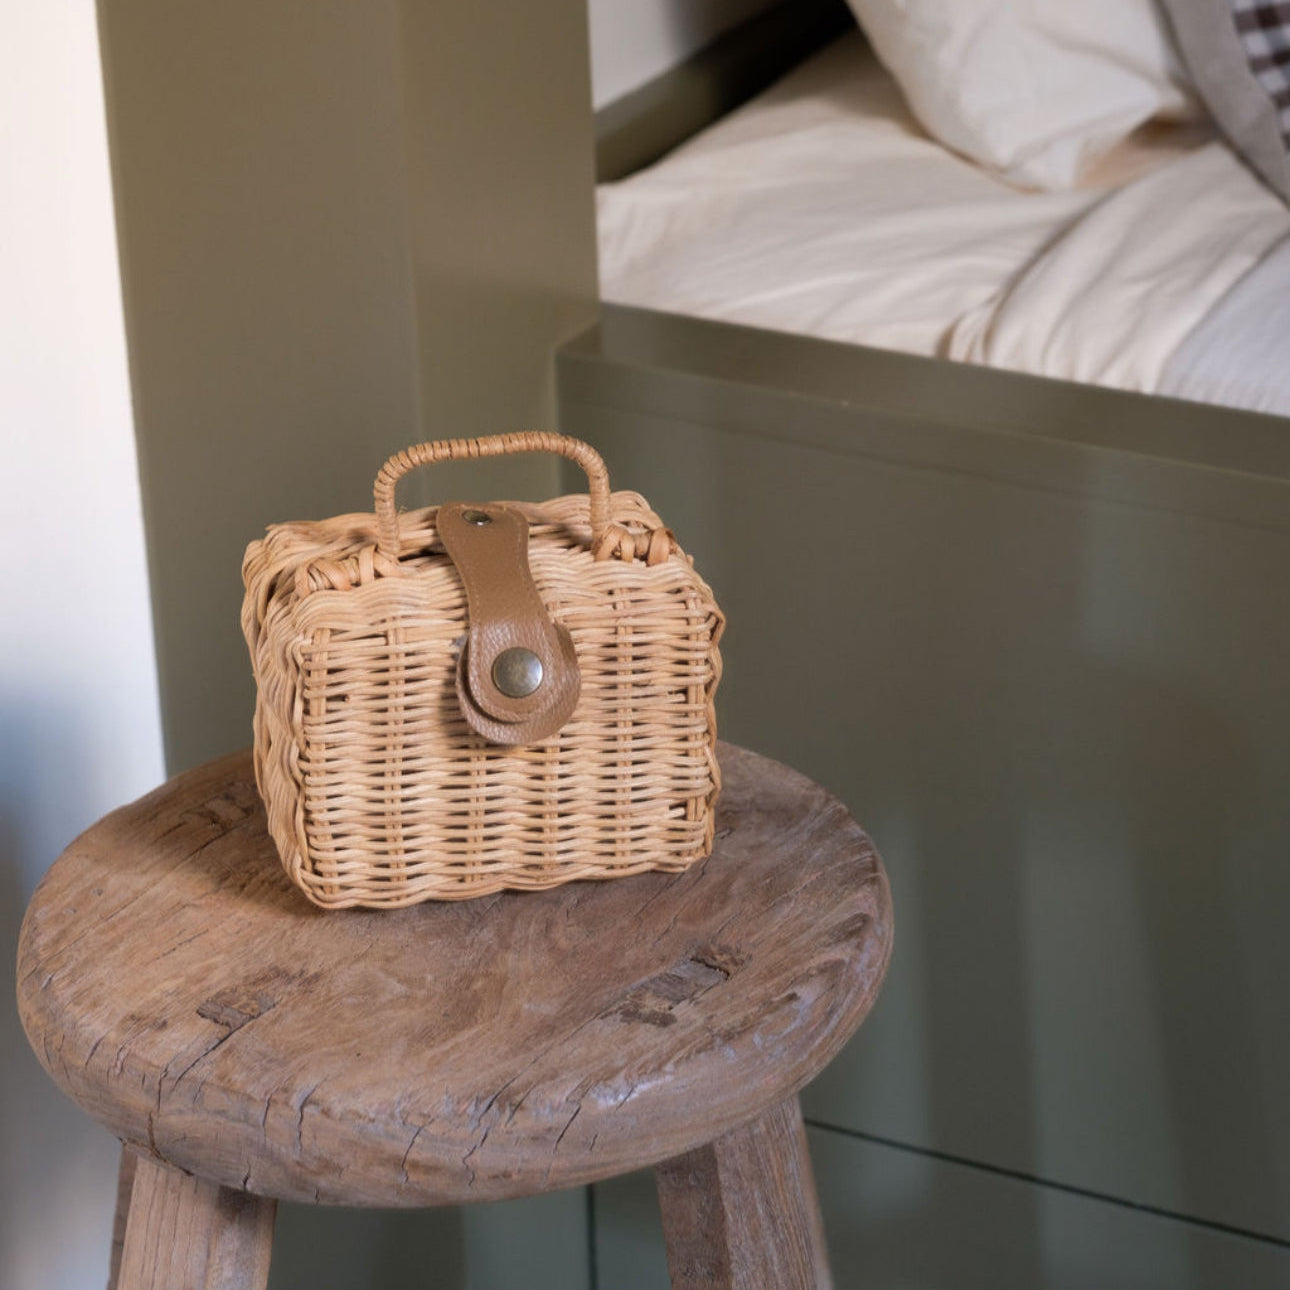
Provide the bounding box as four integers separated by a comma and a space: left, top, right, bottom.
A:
844, 0, 1197, 189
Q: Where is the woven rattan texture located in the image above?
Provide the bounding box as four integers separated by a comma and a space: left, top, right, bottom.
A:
242, 490, 723, 908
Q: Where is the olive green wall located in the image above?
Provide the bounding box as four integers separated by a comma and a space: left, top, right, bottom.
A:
593, 1138, 1290, 1290
98, 0, 599, 775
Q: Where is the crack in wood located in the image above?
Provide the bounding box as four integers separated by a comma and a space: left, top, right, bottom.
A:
469, 1008, 605, 1134
546, 1103, 583, 1184
156, 928, 213, 961
461, 1121, 492, 1168
166, 1032, 234, 1090
400, 1124, 426, 1184
503, 1088, 530, 1126
294, 1082, 321, 1152
649, 909, 683, 948
552, 1104, 581, 1154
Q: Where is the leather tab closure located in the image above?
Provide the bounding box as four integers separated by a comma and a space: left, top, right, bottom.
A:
436, 503, 580, 745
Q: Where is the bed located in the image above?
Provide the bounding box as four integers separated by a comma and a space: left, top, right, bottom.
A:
598, 28, 1290, 418
557, 3, 1290, 1285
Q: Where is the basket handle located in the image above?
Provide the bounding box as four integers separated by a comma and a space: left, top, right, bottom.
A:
373, 432, 612, 561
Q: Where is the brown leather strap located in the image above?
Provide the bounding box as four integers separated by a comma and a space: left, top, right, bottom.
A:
437, 503, 580, 745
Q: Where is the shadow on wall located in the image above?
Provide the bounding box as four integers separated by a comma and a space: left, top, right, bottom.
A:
1, 856, 123, 1290
656, 0, 779, 49
1, 703, 124, 1290
588, 0, 780, 106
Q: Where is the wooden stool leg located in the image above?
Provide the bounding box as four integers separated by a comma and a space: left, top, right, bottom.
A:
117, 1156, 276, 1290
108, 1146, 140, 1290
655, 1096, 832, 1290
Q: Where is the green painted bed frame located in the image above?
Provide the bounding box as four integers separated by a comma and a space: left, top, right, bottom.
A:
559, 198, 1290, 1290
571, 9, 1290, 1284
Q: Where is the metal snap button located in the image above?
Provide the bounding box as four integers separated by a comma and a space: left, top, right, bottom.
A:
492, 647, 543, 698
462, 509, 492, 525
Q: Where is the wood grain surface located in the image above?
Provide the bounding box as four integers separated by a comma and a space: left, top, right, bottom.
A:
17, 744, 891, 1206
657, 1097, 832, 1289
117, 1155, 275, 1290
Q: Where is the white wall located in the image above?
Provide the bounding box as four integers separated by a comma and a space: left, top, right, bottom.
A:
587, 0, 778, 107
1, 3, 166, 1288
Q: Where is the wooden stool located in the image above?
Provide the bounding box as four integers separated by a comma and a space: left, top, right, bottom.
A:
18, 744, 891, 1289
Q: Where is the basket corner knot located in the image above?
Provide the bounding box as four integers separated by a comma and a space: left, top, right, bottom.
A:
591, 522, 679, 565
294, 544, 387, 596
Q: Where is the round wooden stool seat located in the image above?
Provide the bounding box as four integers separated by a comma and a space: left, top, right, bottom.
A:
19, 743, 891, 1287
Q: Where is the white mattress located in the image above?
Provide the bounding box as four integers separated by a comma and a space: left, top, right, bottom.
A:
1160, 235, 1290, 417
597, 33, 1290, 414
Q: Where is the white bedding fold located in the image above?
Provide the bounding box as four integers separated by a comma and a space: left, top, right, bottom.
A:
944, 144, 1289, 392
597, 33, 1290, 407
1160, 234, 1290, 417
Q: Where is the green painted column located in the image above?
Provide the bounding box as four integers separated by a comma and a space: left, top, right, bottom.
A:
98, 0, 599, 773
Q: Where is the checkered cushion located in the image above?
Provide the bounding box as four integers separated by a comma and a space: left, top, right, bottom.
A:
1163, 0, 1290, 204
1232, 0, 1290, 147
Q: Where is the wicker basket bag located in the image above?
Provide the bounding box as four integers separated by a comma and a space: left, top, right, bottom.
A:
241, 432, 724, 909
